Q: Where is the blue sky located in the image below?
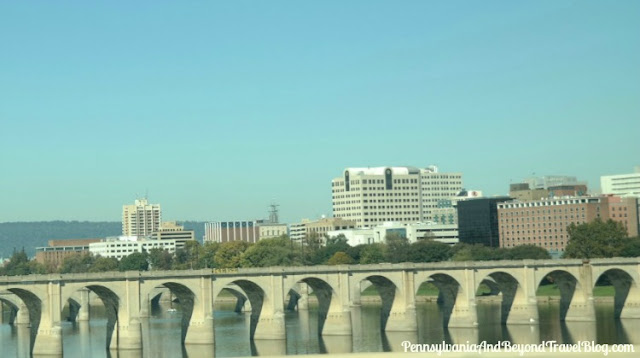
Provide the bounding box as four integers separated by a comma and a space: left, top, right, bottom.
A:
1, 1, 639, 223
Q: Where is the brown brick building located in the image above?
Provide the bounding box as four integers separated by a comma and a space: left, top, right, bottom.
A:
498, 196, 638, 254
35, 238, 101, 269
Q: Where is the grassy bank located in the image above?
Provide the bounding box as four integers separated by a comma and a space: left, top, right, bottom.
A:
361, 283, 615, 297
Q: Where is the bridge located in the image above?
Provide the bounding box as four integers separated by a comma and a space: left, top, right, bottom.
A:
1, 257, 640, 356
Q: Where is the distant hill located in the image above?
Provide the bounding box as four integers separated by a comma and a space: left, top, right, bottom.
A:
0, 221, 207, 258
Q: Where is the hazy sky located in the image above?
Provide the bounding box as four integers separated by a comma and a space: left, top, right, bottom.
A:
1, 1, 639, 224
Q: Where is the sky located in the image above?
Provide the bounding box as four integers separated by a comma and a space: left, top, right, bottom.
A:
1, 1, 639, 224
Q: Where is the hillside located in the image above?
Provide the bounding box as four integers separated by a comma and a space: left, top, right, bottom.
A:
0, 221, 206, 258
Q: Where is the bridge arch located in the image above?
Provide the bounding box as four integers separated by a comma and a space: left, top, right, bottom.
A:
284, 276, 346, 335
61, 284, 121, 349
416, 272, 466, 327
593, 268, 640, 319
360, 275, 401, 331
0, 294, 21, 325
536, 269, 581, 321
476, 271, 527, 324
141, 281, 201, 344
4, 287, 43, 355
215, 279, 269, 339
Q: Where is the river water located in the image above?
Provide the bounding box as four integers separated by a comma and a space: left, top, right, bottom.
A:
1, 299, 639, 357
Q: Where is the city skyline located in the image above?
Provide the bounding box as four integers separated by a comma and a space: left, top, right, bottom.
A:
1, 1, 639, 224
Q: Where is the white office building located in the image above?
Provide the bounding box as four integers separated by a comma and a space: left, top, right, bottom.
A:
332, 166, 463, 227
601, 167, 640, 197
89, 236, 177, 260
327, 221, 459, 247
122, 198, 162, 236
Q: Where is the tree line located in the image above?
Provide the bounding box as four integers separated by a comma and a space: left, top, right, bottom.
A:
1, 218, 638, 276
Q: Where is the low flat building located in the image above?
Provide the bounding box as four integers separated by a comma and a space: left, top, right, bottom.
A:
89, 236, 177, 260
327, 221, 459, 246
290, 217, 356, 241
35, 238, 102, 269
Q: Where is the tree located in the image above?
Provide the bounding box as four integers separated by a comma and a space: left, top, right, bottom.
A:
241, 237, 299, 267
409, 240, 452, 263
618, 237, 640, 258
1, 249, 32, 276
360, 243, 387, 264
89, 256, 119, 272
451, 244, 503, 261
326, 251, 354, 265
200, 242, 220, 268
119, 252, 149, 271
60, 253, 95, 274
214, 241, 251, 268
148, 248, 174, 270
564, 219, 628, 259
385, 232, 410, 263
505, 245, 551, 260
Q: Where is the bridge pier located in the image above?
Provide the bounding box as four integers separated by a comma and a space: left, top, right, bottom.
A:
564, 263, 596, 322
253, 275, 286, 340
385, 271, 418, 332
184, 277, 215, 345
16, 302, 30, 325
448, 269, 478, 328
77, 289, 90, 322
0, 301, 4, 324
111, 319, 143, 350
505, 266, 539, 325
298, 283, 309, 310
33, 282, 64, 356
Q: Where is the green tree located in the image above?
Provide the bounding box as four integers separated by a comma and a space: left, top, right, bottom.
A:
1, 249, 32, 276
241, 237, 299, 267
60, 253, 96, 274
119, 252, 149, 271
200, 242, 220, 268
385, 232, 410, 263
360, 243, 387, 264
409, 240, 452, 263
505, 245, 552, 260
326, 251, 354, 265
148, 248, 174, 270
618, 237, 640, 258
89, 256, 119, 272
451, 244, 503, 261
214, 241, 251, 268
564, 219, 628, 259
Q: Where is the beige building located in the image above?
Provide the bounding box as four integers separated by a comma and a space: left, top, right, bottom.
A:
122, 198, 161, 236
498, 196, 638, 254
332, 166, 463, 228
258, 224, 288, 240
148, 221, 195, 250
290, 217, 356, 241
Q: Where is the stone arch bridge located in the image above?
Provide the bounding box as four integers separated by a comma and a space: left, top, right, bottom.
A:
1, 258, 640, 356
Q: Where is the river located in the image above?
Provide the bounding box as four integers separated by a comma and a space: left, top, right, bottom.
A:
1, 299, 638, 357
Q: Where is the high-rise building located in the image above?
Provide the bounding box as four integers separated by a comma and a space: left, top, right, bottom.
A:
331, 166, 463, 227
457, 197, 512, 247
601, 167, 640, 197
122, 199, 162, 236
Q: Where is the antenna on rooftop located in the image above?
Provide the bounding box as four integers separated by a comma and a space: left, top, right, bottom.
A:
268, 202, 280, 224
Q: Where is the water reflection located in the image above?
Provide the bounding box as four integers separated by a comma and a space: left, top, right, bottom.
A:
1, 300, 640, 357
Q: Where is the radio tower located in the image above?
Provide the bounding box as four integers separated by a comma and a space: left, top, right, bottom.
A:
268, 203, 280, 224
